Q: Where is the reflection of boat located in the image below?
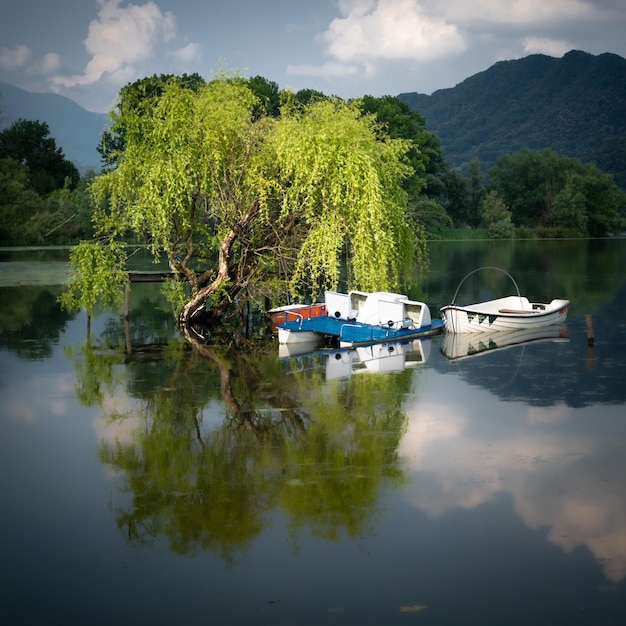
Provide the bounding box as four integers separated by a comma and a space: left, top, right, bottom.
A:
326, 339, 431, 380
278, 337, 325, 358
280, 338, 431, 379
277, 290, 443, 347
441, 325, 570, 361
440, 267, 569, 333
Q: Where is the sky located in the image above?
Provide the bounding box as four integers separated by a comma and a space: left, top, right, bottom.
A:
1, 0, 625, 114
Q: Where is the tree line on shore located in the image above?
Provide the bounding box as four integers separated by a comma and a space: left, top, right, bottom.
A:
2, 73, 624, 250
1, 72, 624, 326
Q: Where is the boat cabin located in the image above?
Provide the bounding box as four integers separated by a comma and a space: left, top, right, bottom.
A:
324, 291, 431, 330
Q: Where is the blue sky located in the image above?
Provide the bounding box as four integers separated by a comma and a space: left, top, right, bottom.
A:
1, 0, 625, 113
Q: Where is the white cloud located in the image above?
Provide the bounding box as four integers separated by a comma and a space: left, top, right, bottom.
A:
1, 47, 60, 78
0, 44, 31, 71
430, 0, 596, 25
291, 0, 612, 92
291, 0, 466, 84
398, 372, 626, 583
324, 0, 466, 64
37, 53, 62, 75
52, 0, 177, 89
171, 42, 201, 64
522, 36, 573, 57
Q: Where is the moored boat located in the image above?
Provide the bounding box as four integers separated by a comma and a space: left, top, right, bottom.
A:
440, 267, 569, 334
277, 290, 443, 347
440, 296, 570, 333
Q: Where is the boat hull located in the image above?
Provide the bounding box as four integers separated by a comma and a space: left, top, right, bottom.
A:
440, 297, 569, 333
277, 327, 324, 344
278, 314, 443, 347
337, 319, 443, 347
269, 303, 326, 335
275, 290, 443, 347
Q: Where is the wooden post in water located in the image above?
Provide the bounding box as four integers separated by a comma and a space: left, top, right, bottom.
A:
124, 281, 131, 321
124, 281, 132, 354
585, 314, 594, 347
585, 314, 594, 371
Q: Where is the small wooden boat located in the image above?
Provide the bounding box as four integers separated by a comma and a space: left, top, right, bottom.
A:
440, 296, 570, 333
276, 290, 443, 347
440, 267, 569, 333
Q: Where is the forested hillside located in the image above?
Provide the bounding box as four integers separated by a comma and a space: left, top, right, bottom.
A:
399, 50, 626, 188
0, 81, 108, 172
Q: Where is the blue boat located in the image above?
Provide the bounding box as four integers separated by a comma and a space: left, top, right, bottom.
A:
277, 290, 443, 347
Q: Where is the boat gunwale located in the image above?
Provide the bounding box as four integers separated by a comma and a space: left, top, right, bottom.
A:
441, 298, 570, 319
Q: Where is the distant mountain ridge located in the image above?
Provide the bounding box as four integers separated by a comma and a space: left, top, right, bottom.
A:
2, 50, 625, 187
398, 50, 626, 188
0, 81, 108, 172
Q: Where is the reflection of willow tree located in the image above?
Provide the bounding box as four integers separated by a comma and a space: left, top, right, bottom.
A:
279, 370, 409, 545
79, 330, 413, 561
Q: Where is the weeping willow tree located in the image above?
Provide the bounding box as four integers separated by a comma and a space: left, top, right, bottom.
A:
61, 75, 428, 326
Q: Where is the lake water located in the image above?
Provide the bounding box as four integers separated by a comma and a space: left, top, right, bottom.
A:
1, 239, 626, 626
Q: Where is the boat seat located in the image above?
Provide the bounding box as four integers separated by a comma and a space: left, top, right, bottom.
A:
498, 308, 534, 314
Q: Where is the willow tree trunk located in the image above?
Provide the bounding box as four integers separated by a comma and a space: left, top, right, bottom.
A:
178, 229, 236, 324
178, 203, 259, 325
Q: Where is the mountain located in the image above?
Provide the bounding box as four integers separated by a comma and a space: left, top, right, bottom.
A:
3, 50, 625, 186
398, 50, 626, 189
0, 81, 109, 173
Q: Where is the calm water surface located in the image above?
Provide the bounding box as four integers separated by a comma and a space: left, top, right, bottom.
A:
1, 239, 625, 625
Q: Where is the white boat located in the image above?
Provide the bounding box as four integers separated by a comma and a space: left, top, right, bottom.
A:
440, 267, 570, 333
440, 296, 570, 333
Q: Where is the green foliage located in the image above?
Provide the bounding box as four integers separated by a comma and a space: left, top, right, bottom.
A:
270, 98, 419, 296
488, 217, 516, 239
440, 169, 469, 226
0, 118, 79, 194
410, 197, 452, 236
285, 87, 330, 109
246, 75, 281, 118
0, 157, 43, 243
18, 174, 97, 245
552, 173, 588, 234
481, 190, 515, 239
59, 241, 128, 317
98, 72, 206, 168
360, 95, 444, 200
75, 75, 427, 324
436, 227, 488, 240
488, 148, 626, 236
0, 122, 96, 245
574, 166, 626, 236
400, 50, 626, 189
467, 160, 486, 228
